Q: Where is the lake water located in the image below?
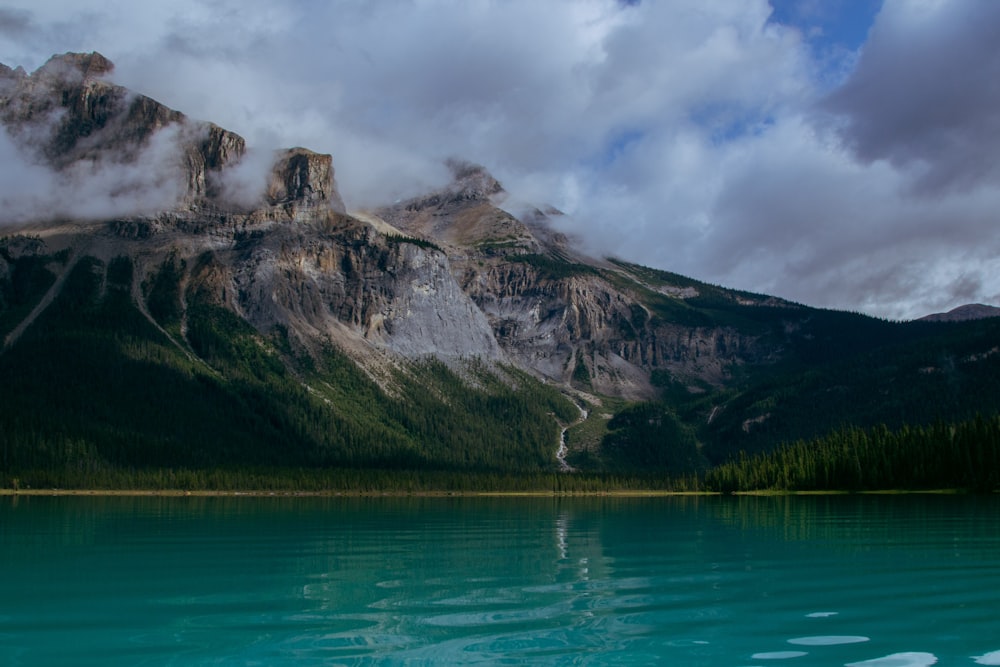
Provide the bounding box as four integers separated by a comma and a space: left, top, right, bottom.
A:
1, 494, 998, 666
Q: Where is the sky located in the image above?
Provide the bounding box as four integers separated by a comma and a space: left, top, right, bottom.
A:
1, 0, 998, 320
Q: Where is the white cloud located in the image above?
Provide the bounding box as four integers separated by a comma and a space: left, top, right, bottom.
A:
1, 0, 998, 319
0, 122, 187, 223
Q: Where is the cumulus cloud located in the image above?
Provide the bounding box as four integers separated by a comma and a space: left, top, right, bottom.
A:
822, 1, 1000, 193
0, 0, 998, 319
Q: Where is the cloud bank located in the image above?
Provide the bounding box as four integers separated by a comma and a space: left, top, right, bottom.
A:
1, 0, 998, 319
0, 121, 187, 224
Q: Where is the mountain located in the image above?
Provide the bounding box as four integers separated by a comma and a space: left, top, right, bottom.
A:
3, 53, 1000, 486
917, 304, 1000, 323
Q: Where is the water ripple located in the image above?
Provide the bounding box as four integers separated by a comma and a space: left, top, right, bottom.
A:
846, 652, 938, 667
3, 495, 1000, 666
976, 650, 1000, 665
787, 635, 870, 646
752, 650, 809, 659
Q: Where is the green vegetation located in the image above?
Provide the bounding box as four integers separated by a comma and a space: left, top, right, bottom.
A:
606, 258, 915, 349
0, 253, 576, 485
0, 238, 60, 340
384, 234, 443, 252
475, 235, 524, 254
3, 245, 1000, 494
571, 349, 591, 387
143, 251, 185, 334
703, 415, 1000, 493
600, 402, 705, 474
510, 253, 598, 280
3, 467, 700, 494
697, 316, 1000, 464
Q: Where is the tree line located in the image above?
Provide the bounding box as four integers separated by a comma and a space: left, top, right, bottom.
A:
702, 415, 1000, 493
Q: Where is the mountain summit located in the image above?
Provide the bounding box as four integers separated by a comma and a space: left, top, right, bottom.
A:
917, 303, 1000, 323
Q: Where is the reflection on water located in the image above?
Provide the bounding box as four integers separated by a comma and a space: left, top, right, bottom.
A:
1, 494, 999, 665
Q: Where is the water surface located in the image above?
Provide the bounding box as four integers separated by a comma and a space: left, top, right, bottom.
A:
1, 494, 998, 665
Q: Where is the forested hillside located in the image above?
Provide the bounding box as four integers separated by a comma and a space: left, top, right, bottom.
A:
0, 248, 576, 484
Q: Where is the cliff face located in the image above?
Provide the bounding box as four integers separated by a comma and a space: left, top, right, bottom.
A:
370, 162, 772, 397
185, 217, 501, 364
459, 261, 761, 396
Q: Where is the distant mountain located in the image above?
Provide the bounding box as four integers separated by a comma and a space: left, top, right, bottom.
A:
917, 304, 1000, 323
2, 53, 1000, 485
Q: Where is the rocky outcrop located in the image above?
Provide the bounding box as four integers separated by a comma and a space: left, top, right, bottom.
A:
0, 52, 245, 205
266, 148, 346, 214
185, 123, 247, 202
371, 161, 541, 255
442, 158, 505, 201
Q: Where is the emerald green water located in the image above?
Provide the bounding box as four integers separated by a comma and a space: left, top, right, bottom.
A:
1, 495, 998, 665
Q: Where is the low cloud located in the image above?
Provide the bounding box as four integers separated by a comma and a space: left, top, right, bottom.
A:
210, 144, 272, 211
0, 122, 187, 224
1, 0, 998, 319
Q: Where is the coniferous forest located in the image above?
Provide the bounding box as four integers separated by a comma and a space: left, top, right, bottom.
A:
0, 250, 580, 489
701, 416, 1000, 493
2, 240, 1000, 494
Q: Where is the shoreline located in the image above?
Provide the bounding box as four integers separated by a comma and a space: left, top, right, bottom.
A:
0, 488, 716, 498
0, 488, 974, 498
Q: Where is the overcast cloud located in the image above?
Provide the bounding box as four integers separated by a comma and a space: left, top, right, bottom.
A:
0, 0, 997, 320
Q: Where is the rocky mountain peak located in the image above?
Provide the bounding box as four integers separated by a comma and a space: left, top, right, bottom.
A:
917, 303, 1000, 322
266, 147, 346, 214
0, 63, 26, 82
444, 158, 504, 202
34, 51, 115, 85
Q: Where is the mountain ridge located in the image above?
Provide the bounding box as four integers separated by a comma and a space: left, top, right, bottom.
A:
917, 303, 1000, 323
2, 52, 1000, 483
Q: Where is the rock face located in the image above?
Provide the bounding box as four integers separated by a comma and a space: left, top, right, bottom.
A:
185, 123, 247, 202
460, 262, 761, 396
370, 162, 773, 397
187, 218, 502, 363
266, 148, 346, 214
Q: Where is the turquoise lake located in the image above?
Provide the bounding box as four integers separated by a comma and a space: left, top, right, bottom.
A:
1, 494, 999, 665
